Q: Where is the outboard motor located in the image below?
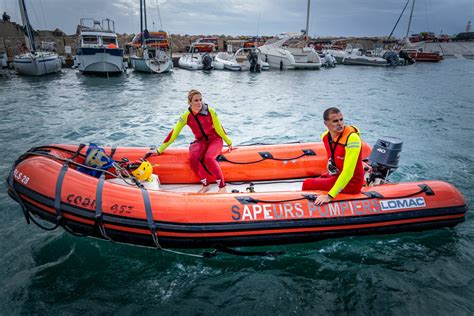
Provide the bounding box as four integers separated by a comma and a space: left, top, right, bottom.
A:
248, 49, 260, 73
398, 50, 415, 65
202, 53, 213, 72
383, 51, 400, 66
323, 53, 336, 68
366, 137, 403, 186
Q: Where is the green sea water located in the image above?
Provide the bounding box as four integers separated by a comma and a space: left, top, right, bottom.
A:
0, 60, 473, 314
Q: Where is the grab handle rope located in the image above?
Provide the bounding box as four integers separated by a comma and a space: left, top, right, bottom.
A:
217, 149, 315, 165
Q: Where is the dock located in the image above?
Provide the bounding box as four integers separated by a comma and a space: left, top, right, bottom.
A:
415, 42, 474, 58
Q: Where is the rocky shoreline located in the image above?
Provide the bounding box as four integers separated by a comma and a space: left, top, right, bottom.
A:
0, 20, 398, 57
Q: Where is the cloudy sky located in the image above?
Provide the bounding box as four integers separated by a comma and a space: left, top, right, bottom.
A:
2, 0, 472, 37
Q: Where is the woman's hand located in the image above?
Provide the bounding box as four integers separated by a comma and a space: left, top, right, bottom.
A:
144, 149, 160, 160
227, 145, 234, 153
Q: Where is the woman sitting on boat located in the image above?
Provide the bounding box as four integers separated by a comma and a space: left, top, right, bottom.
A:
156, 89, 233, 193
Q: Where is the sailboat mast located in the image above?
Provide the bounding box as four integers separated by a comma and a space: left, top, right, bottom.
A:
140, 0, 143, 46
144, 0, 148, 30
18, 0, 35, 52
387, 0, 410, 41
305, 0, 310, 36
406, 0, 415, 38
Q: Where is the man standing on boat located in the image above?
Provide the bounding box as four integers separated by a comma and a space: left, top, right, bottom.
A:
302, 107, 365, 205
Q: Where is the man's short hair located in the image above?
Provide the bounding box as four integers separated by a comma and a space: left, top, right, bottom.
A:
323, 107, 341, 121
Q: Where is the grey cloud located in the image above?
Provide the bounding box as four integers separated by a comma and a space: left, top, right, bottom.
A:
2, 0, 472, 37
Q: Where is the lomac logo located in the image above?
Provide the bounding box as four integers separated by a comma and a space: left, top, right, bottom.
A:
380, 197, 426, 211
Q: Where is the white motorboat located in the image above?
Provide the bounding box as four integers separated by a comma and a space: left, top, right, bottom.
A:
234, 48, 269, 71
259, 34, 322, 70
178, 52, 203, 70
178, 45, 214, 71
319, 52, 337, 67
130, 0, 173, 74
74, 18, 126, 75
13, 0, 61, 76
337, 44, 390, 67
214, 52, 241, 71
323, 49, 348, 64
257, 0, 321, 70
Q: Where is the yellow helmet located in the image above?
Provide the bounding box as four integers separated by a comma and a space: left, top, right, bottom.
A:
132, 160, 153, 182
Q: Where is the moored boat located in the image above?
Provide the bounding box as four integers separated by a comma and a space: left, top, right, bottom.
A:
178, 45, 214, 71
7, 141, 467, 251
406, 48, 443, 62
130, 0, 173, 74
214, 48, 269, 72
74, 18, 126, 75
13, 0, 62, 76
259, 33, 322, 70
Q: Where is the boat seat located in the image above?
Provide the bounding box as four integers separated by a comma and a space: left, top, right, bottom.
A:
235, 56, 247, 63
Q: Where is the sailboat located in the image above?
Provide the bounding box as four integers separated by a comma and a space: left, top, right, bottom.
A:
258, 0, 321, 70
396, 0, 443, 62
130, 0, 173, 73
13, 0, 62, 76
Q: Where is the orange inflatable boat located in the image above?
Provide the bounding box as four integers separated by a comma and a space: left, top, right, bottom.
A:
7, 141, 467, 251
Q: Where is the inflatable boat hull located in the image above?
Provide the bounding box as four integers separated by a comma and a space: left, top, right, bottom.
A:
7, 143, 467, 249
